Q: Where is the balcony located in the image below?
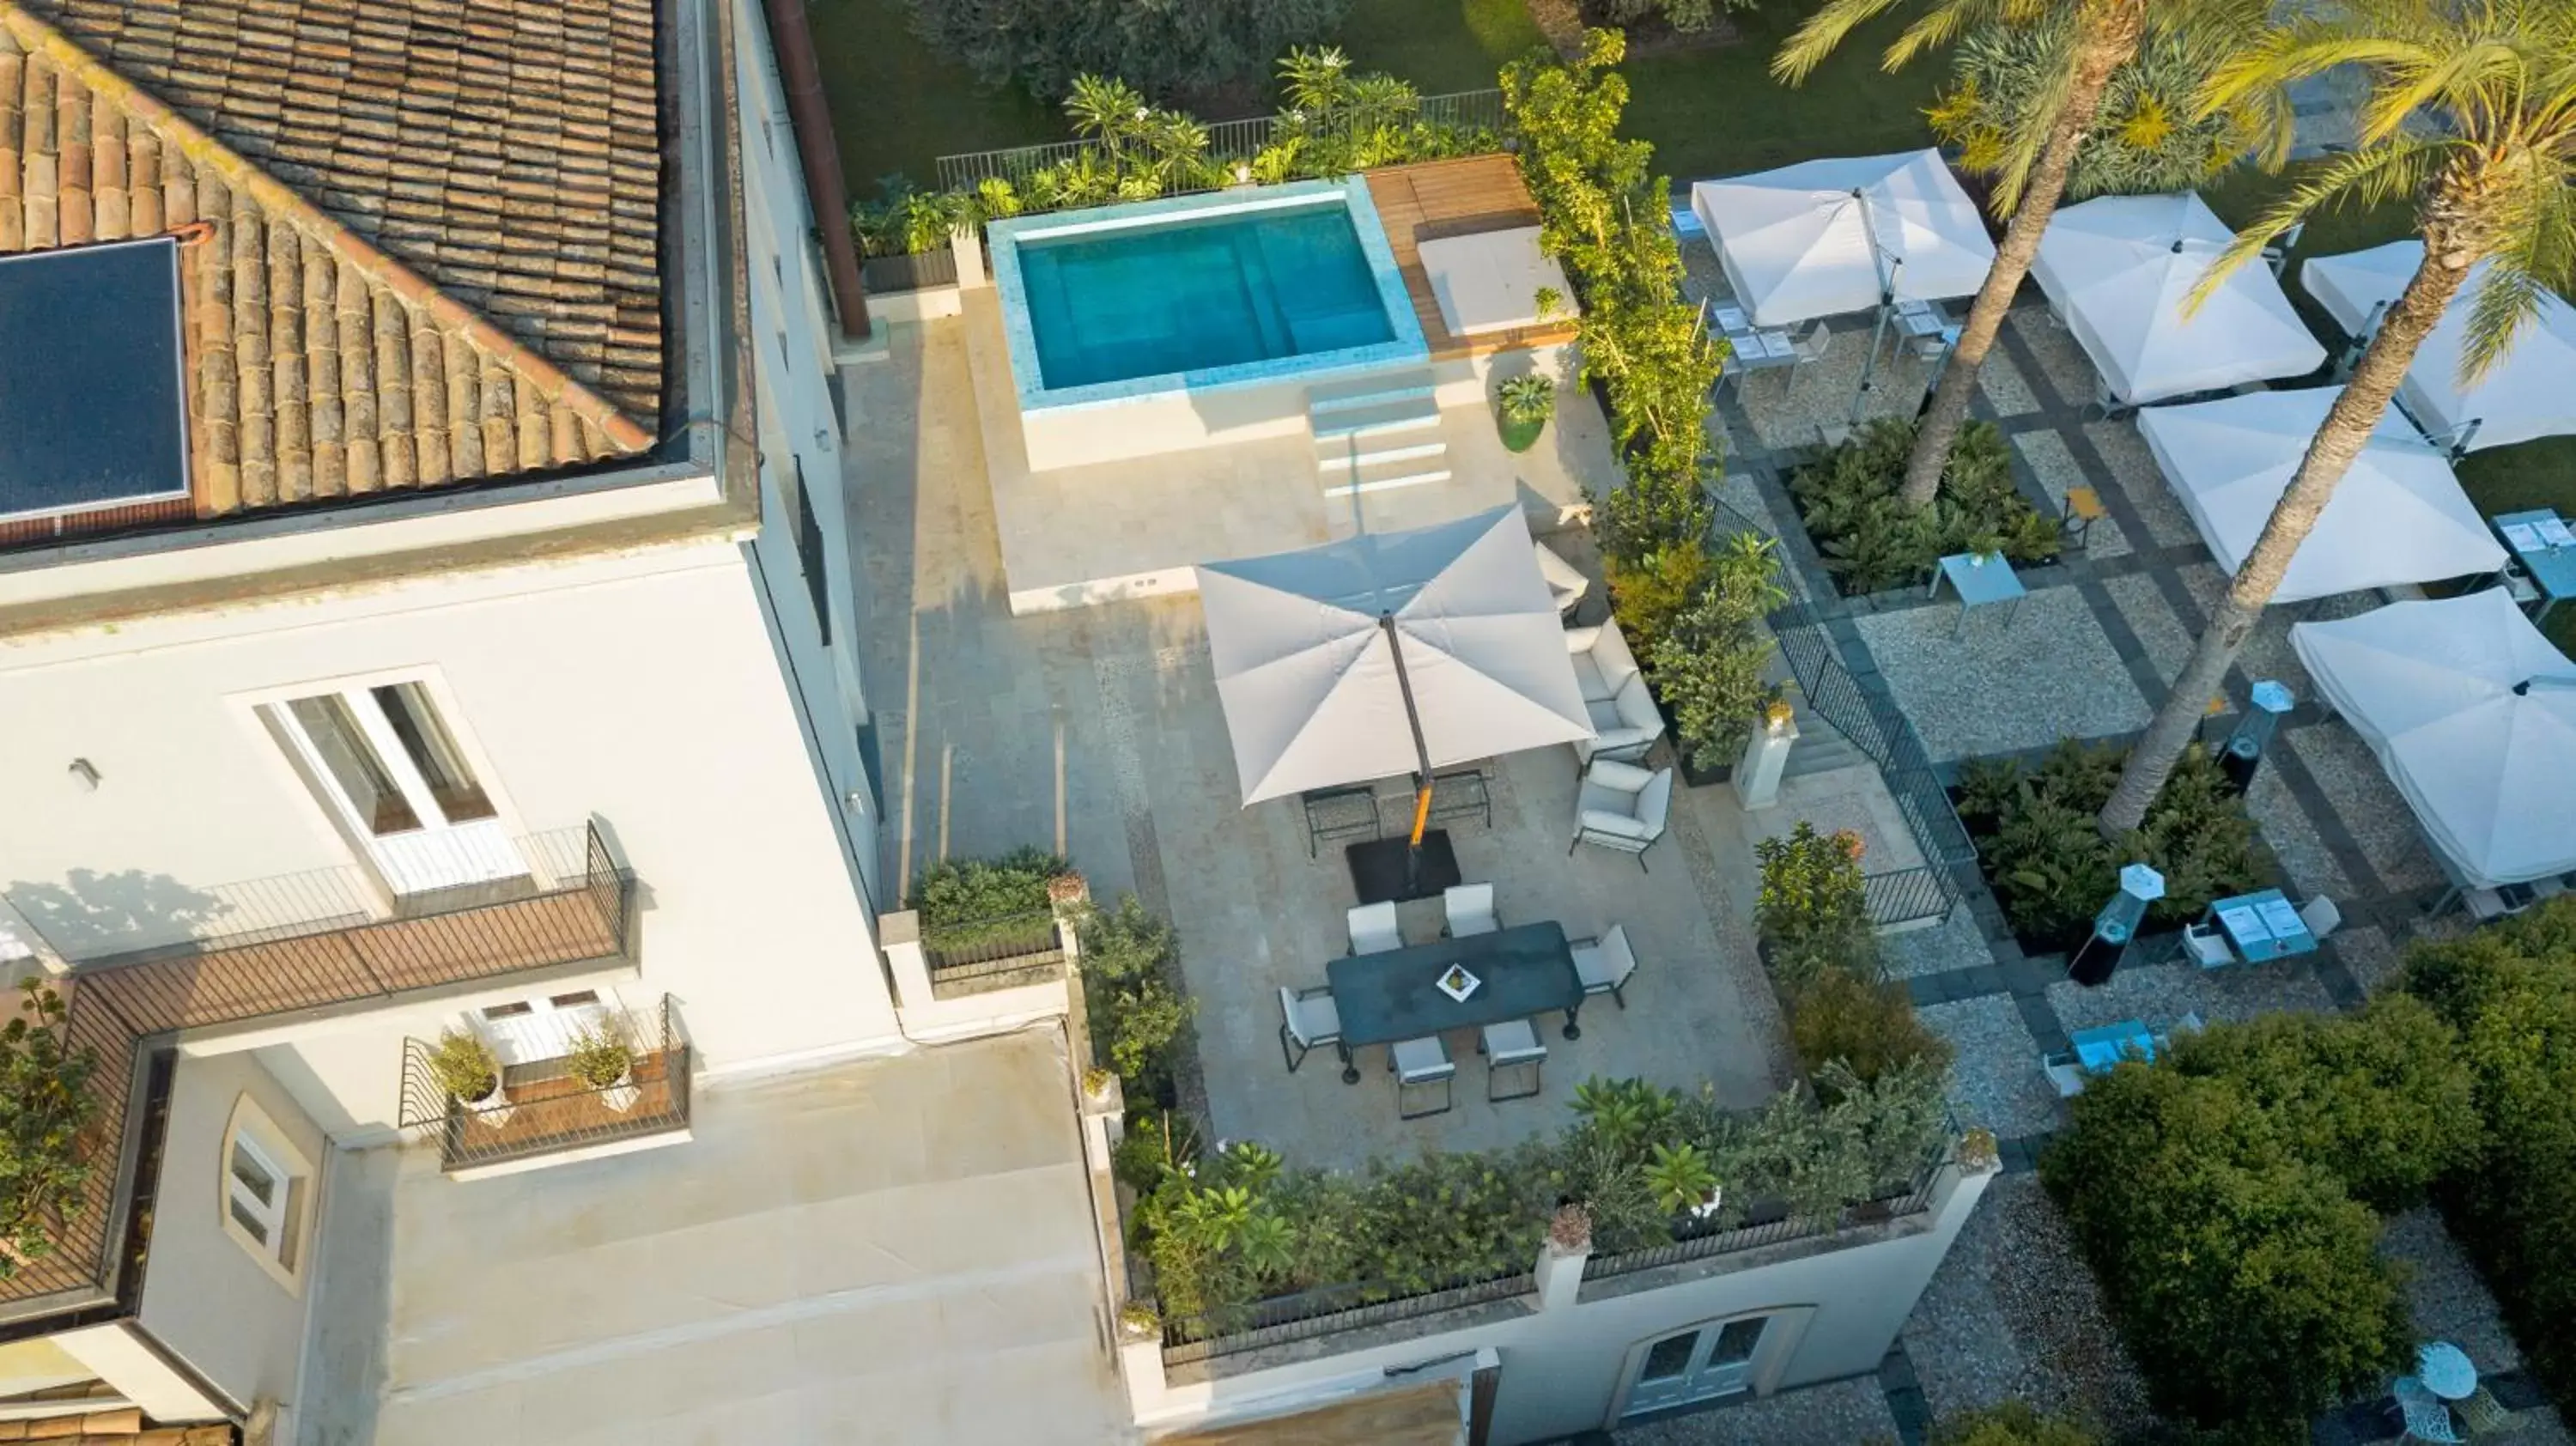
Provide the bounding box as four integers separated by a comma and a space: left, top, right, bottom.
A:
0, 824, 635, 1316
397, 997, 691, 1176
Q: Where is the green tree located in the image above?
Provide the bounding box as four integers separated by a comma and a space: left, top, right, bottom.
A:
904, 0, 1350, 105
2100, 0, 2576, 834
1774, 0, 2281, 510
0, 981, 98, 1276
1930, 1401, 2099, 1446
1929, 24, 2265, 199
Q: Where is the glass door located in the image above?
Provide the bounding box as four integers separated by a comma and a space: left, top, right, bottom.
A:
1622, 1315, 1770, 1417
475, 987, 619, 1068
272, 681, 525, 896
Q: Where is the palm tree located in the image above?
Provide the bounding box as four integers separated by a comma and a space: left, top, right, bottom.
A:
1774, 0, 2283, 508
2097, 0, 2576, 835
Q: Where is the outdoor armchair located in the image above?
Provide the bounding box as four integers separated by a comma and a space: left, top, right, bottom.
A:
1571, 759, 1674, 869
1572, 664, 1666, 765
1535, 538, 1589, 620
1563, 618, 1642, 704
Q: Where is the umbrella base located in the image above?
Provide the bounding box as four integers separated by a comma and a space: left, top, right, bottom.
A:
1346, 831, 1462, 906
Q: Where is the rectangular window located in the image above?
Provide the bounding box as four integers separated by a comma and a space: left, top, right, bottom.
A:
372, 681, 496, 822
792, 459, 831, 647
228, 1132, 290, 1258
264, 676, 526, 896
222, 1098, 314, 1290
286, 693, 419, 834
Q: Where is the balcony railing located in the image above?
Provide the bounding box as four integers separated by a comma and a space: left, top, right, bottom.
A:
1161, 1267, 1537, 1368
397, 996, 690, 1174
1863, 866, 1957, 931
0, 824, 634, 1313
922, 908, 1067, 999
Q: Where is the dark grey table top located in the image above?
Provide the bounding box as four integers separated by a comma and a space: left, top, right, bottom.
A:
1326, 920, 1581, 1048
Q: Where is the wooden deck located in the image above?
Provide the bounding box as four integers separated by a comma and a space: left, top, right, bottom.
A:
1364, 156, 1580, 362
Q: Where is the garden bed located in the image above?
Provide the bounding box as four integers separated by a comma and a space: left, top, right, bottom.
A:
1787, 418, 2063, 601
1949, 739, 2268, 958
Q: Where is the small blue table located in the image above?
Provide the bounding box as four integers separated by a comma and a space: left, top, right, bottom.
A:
2206, 888, 2316, 963
2070, 1019, 2159, 1072
2494, 508, 2576, 623
1929, 553, 2026, 638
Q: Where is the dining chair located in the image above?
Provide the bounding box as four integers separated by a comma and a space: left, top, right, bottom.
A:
1443, 884, 1498, 939
1478, 1018, 1546, 1102
2453, 1386, 2518, 1437
2392, 1376, 2465, 1444
1276, 985, 1341, 1073
2298, 895, 2343, 943
1346, 901, 1402, 955
2178, 921, 2234, 969
1570, 924, 1638, 1007
1390, 1036, 1455, 1119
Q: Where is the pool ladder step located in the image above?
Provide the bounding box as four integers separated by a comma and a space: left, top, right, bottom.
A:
1309, 380, 1448, 496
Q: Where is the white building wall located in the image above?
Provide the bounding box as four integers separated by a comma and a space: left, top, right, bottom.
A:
731, 0, 886, 910
0, 538, 902, 1133
136, 1051, 330, 1420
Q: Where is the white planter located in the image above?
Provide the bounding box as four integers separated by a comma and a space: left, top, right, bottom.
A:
598, 1067, 641, 1114
462, 1079, 513, 1127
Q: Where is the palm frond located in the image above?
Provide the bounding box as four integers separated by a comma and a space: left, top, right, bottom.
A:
2184, 142, 2438, 313
1773, 0, 1911, 85
2458, 261, 2545, 385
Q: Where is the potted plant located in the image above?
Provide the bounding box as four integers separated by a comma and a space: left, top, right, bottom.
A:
567, 1024, 640, 1113
1496, 372, 1555, 453
426, 1030, 511, 1125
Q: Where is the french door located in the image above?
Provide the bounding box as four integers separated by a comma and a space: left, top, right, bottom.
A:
1622, 1315, 1769, 1417
476, 987, 619, 1067
270, 680, 525, 896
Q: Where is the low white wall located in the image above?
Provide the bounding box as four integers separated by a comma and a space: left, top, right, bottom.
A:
1123, 1161, 1996, 1444
1022, 374, 1319, 472
879, 910, 1070, 1042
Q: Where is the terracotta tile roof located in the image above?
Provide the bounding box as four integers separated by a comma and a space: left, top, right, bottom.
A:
0, 0, 660, 522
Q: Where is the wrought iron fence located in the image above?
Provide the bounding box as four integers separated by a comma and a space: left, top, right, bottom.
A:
1160, 1267, 1535, 1367
861, 247, 959, 295
923, 909, 1067, 997
933, 88, 1509, 197
397, 996, 690, 1173
1864, 866, 1957, 929
1587, 1124, 1955, 1283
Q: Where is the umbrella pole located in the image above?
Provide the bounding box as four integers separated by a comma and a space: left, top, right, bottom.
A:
1382, 614, 1440, 891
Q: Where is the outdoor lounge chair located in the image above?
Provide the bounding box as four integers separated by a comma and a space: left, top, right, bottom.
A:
1570, 925, 1638, 1007
1535, 538, 1590, 621
1571, 759, 1674, 869
1564, 619, 1642, 705
1571, 642, 1667, 764
1479, 1018, 1546, 1102
1443, 884, 1498, 938
1346, 902, 1402, 956
1277, 985, 1341, 1073
1391, 1036, 1455, 1119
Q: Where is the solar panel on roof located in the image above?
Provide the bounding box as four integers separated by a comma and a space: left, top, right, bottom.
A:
0, 237, 191, 523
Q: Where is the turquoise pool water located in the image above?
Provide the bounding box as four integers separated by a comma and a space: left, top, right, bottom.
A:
1016, 203, 1400, 391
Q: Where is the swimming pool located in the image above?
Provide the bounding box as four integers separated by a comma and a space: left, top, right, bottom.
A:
987, 179, 1427, 413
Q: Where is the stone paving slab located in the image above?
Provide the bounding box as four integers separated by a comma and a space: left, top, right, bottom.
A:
2330, 923, 2406, 996
2245, 759, 2360, 902
2099, 572, 2190, 686
1899, 1175, 2154, 1437
1613, 1374, 1900, 1446
2004, 307, 2098, 410
1918, 996, 2063, 1138
1853, 587, 2148, 762
1976, 349, 2043, 419
2084, 417, 2202, 551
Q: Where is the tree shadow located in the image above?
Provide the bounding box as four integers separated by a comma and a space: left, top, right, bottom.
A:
4, 870, 234, 963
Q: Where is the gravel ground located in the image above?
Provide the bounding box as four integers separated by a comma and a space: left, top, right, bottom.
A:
2005, 307, 2097, 410
1734, 319, 1943, 455
1900, 1174, 2156, 1436
2085, 418, 2202, 551
1976, 349, 2043, 418
1880, 910, 1998, 981
1713, 470, 1777, 539
2282, 726, 2445, 893
2046, 955, 2337, 1035
2099, 572, 2191, 687
1855, 587, 2148, 762
2330, 923, 2406, 995
2384, 1207, 2527, 1375
2245, 759, 2359, 902
2014, 429, 2130, 559
1614, 1375, 1899, 1446
1918, 996, 2064, 1138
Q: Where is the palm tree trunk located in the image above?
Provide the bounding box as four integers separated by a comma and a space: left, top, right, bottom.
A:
2095, 228, 2479, 835
1898, 12, 2141, 508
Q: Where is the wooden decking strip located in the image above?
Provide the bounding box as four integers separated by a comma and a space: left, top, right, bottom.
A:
1365, 156, 1581, 361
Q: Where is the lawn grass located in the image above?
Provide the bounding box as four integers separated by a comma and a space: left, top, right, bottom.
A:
812, 0, 1064, 193
1621, 11, 1946, 185
1336, 0, 1546, 94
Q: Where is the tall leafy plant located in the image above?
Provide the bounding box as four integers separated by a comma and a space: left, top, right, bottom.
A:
1929, 23, 2265, 198
0, 981, 98, 1275
2099, 0, 2576, 834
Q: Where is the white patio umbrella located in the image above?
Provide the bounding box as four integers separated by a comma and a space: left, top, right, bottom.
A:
2136, 386, 2505, 602
2031, 192, 2327, 405
2300, 240, 2576, 453
2291, 590, 2576, 888
1688, 149, 1996, 327
1194, 507, 1593, 810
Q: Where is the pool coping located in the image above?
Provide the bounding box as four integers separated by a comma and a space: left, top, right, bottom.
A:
984, 177, 1431, 415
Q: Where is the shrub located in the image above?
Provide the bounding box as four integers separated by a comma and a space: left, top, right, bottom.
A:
1590, 0, 1759, 35
904, 0, 1350, 105
424, 1029, 501, 1103
564, 1025, 634, 1090
1930, 1402, 2099, 1446
1789, 966, 1953, 1091
908, 847, 1068, 949
2403, 898, 2576, 1402
1961, 739, 2263, 952
2043, 1060, 2413, 1440
0, 982, 96, 1275
1929, 24, 2265, 202
1649, 532, 1786, 771
1497, 373, 1556, 427
1755, 821, 1873, 987
1789, 418, 2061, 595
1077, 895, 1196, 1103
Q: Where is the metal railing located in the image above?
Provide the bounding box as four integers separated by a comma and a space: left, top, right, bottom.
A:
933, 89, 1508, 196
861, 248, 959, 294
1864, 866, 1956, 929
397, 996, 690, 1173
1586, 1168, 1947, 1282
1161, 1267, 1535, 1367
922, 908, 1066, 985
0, 823, 634, 1310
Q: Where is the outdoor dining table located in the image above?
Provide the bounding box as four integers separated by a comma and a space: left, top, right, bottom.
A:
1928, 552, 2026, 638
2204, 887, 2317, 964
2494, 507, 2576, 623
2069, 1019, 2160, 1072
1324, 920, 1584, 1084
